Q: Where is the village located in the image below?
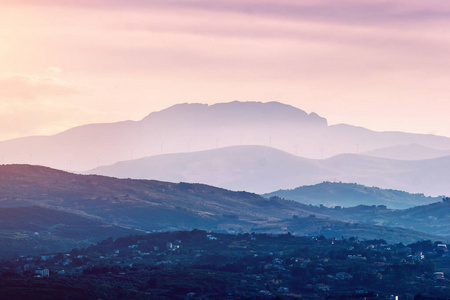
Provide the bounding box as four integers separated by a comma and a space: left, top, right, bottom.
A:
0, 230, 449, 299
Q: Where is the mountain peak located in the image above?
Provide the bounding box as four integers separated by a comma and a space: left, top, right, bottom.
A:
143, 101, 328, 126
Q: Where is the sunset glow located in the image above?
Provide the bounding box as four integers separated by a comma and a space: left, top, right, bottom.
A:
1, 1, 450, 140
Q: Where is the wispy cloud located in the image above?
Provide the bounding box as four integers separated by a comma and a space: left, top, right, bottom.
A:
0, 74, 82, 100
0, 73, 88, 140
6, 0, 450, 25
1, 0, 450, 139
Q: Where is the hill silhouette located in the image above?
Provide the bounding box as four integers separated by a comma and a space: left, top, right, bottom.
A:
264, 182, 439, 209
1, 101, 449, 171
88, 145, 450, 196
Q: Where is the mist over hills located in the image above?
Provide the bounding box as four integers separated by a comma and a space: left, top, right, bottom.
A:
87, 145, 333, 194
362, 143, 450, 160
2, 101, 449, 250
1, 101, 450, 171
0, 164, 445, 246
88, 145, 450, 196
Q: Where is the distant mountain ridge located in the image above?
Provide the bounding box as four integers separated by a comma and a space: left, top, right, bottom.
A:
1, 101, 450, 171
86, 145, 330, 194
87, 145, 450, 197
141, 101, 327, 126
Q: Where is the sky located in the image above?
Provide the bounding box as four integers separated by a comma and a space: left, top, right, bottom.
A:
1, 0, 450, 141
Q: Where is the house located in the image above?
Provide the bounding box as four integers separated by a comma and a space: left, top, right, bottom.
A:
206, 235, 217, 241
434, 272, 445, 280
258, 290, 272, 296
35, 268, 49, 277
412, 252, 424, 260
436, 244, 448, 251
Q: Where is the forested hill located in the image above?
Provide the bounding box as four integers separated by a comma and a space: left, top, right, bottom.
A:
0, 164, 447, 244
264, 182, 440, 209
0, 164, 318, 231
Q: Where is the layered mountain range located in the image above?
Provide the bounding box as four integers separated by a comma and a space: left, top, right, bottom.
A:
1, 101, 450, 172
0, 164, 317, 231
0, 165, 447, 250
88, 145, 450, 196
1, 101, 450, 256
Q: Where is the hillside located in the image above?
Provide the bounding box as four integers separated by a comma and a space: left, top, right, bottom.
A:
88, 145, 450, 196
251, 215, 443, 244
293, 200, 450, 237
0, 164, 445, 246
0, 206, 139, 258
264, 182, 440, 209
1, 101, 450, 171
384, 200, 450, 237
0, 164, 318, 232
2, 230, 448, 299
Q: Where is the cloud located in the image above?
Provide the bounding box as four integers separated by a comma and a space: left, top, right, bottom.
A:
2, 0, 450, 140
6, 0, 450, 26
0, 73, 88, 140
0, 74, 81, 100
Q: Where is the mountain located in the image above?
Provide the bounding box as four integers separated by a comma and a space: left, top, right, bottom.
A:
362, 143, 450, 160
87, 145, 450, 197
322, 153, 450, 197
0, 164, 320, 232
264, 182, 440, 209
0, 165, 445, 246
1, 101, 450, 171
86, 145, 335, 194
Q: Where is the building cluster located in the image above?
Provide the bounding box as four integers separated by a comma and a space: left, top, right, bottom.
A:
0, 231, 449, 299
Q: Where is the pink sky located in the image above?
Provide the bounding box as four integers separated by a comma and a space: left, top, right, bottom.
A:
1, 0, 450, 140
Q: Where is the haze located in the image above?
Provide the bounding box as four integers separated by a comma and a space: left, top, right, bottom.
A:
1, 1, 450, 141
